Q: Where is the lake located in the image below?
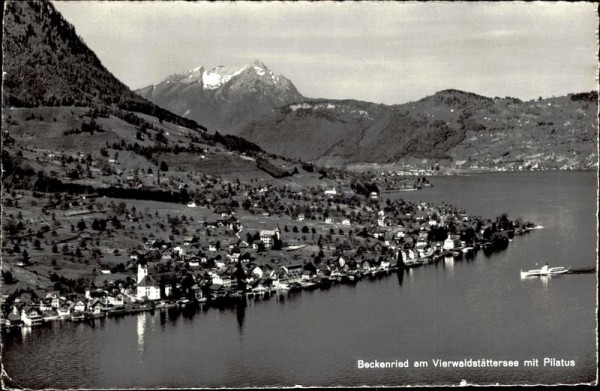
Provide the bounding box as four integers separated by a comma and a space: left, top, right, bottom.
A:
2, 171, 597, 387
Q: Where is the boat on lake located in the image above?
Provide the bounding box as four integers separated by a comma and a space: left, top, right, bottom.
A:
520, 263, 570, 278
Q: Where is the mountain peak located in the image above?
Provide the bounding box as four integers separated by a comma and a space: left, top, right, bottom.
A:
252, 60, 267, 69
137, 60, 305, 132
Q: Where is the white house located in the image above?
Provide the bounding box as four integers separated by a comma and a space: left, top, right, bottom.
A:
107, 293, 125, 306
21, 307, 43, 326
259, 228, 280, 248
443, 237, 455, 251
173, 246, 186, 257
73, 301, 86, 312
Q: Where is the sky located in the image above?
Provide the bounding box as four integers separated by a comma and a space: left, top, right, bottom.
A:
53, 1, 598, 105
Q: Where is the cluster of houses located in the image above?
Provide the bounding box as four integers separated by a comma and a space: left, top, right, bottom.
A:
2, 172, 525, 331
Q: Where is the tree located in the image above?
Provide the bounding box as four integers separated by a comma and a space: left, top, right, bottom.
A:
272, 238, 283, 251
242, 198, 252, 210
155, 130, 168, 144
77, 219, 87, 231
160, 161, 168, 172
2, 270, 16, 284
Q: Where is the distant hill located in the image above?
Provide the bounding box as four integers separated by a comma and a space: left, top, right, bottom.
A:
2, 0, 203, 131
136, 61, 305, 133
239, 89, 598, 169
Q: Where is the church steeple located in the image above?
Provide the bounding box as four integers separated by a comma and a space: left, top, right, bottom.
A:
137, 262, 148, 284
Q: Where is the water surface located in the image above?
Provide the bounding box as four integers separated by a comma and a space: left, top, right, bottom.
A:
3, 171, 597, 387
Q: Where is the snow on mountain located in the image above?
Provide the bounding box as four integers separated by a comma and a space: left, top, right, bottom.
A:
158, 61, 286, 91
136, 61, 304, 133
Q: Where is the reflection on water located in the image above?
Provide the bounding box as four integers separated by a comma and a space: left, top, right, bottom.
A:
396, 269, 404, 286
236, 302, 246, 334
519, 274, 552, 292
444, 255, 455, 274
407, 267, 415, 282
21, 325, 31, 341
137, 313, 146, 354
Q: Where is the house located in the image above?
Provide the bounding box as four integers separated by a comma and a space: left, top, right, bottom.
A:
324, 189, 337, 196
361, 260, 373, 272
416, 232, 429, 248
369, 191, 379, 200
6, 306, 22, 327
227, 252, 240, 262
395, 227, 407, 238
281, 264, 303, 281
57, 305, 71, 318
21, 306, 43, 326
297, 214, 305, 222
107, 292, 125, 306
379, 260, 391, 270
39, 299, 53, 312
73, 300, 86, 312
443, 237, 455, 251
259, 228, 280, 248
251, 266, 263, 278
88, 300, 105, 315
46, 293, 61, 309
221, 276, 233, 288
325, 217, 334, 224
173, 246, 186, 257
341, 219, 351, 226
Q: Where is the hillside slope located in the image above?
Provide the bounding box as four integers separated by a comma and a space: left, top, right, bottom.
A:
2, 0, 323, 193
239, 90, 598, 169
2, 0, 202, 131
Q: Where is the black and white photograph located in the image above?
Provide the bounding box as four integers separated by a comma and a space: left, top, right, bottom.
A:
1, 0, 598, 388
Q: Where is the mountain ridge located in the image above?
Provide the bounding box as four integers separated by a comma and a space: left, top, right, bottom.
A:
136, 61, 305, 132
238, 89, 598, 169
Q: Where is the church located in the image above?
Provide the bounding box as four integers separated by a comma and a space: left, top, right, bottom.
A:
136, 262, 170, 301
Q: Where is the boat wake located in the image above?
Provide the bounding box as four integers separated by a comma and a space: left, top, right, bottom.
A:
568, 267, 596, 274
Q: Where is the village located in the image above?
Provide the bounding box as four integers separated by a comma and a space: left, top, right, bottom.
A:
1, 172, 537, 329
